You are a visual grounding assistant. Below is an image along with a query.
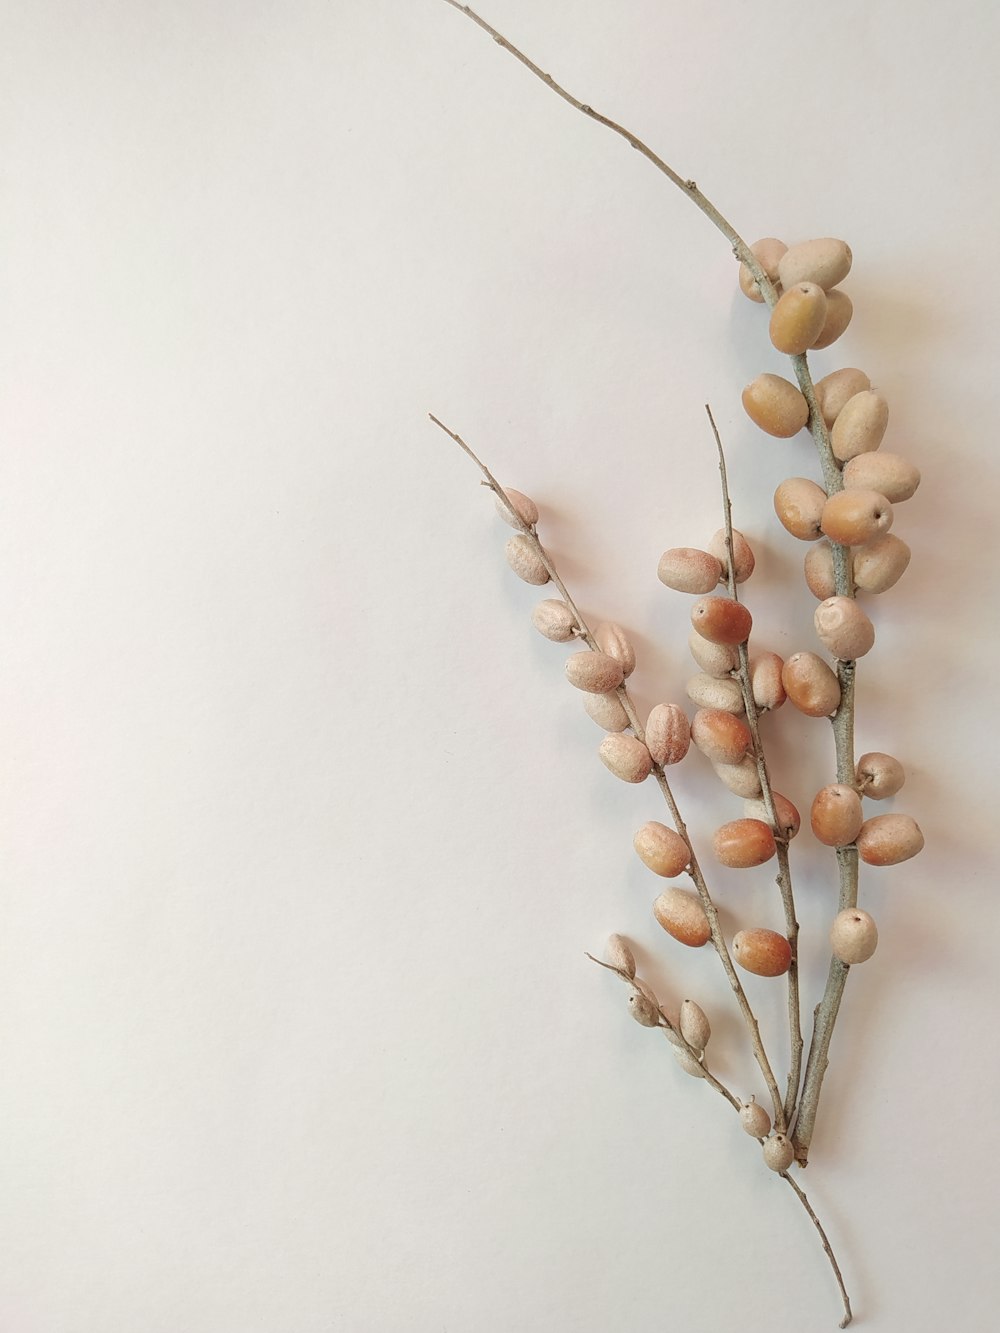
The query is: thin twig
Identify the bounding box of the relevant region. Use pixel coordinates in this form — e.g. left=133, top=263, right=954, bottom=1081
left=705, top=405, right=803, bottom=1123
left=780, top=1171, right=854, bottom=1327
left=430, top=411, right=786, bottom=1128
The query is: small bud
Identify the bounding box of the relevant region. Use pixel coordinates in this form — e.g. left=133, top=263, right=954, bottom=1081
left=645, top=703, right=691, bottom=765
left=653, top=888, right=712, bottom=948
left=814, top=596, right=876, bottom=660
left=712, top=755, right=763, bottom=798
left=565, top=651, right=625, bottom=694
left=627, top=989, right=660, bottom=1027
left=830, top=908, right=878, bottom=964
left=594, top=621, right=637, bottom=678
left=821, top=489, right=893, bottom=546
left=505, top=534, right=550, bottom=585
left=688, top=629, right=740, bottom=677
left=803, top=541, right=840, bottom=601
left=686, top=673, right=746, bottom=715
left=606, top=934, right=636, bottom=978
left=739, top=1099, right=772, bottom=1138
left=738, top=237, right=787, bottom=302
left=598, top=734, right=653, bottom=784
left=853, top=534, right=911, bottom=594
left=814, top=367, right=871, bottom=426
left=777, top=238, right=853, bottom=291
left=495, top=487, right=539, bottom=528
left=679, top=999, right=711, bottom=1052
left=830, top=390, right=889, bottom=462
left=742, top=373, right=810, bottom=438
left=658, top=547, right=723, bottom=594
left=857, top=813, right=924, bottom=866
left=713, top=818, right=776, bottom=869
left=582, top=691, right=631, bottom=732
left=707, top=527, right=756, bottom=585
left=810, top=289, right=853, bottom=349
left=762, top=1132, right=796, bottom=1172
left=744, top=792, right=801, bottom=840
left=856, top=751, right=906, bottom=800
left=781, top=651, right=842, bottom=716
left=842, top=452, right=921, bottom=503
left=733, top=929, right=792, bottom=978
left=750, top=652, right=786, bottom=711
left=810, top=784, right=864, bottom=847
left=769, top=282, right=829, bottom=355
left=691, top=596, right=753, bottom=646
left=672, top=1045, right=706, bottom=1078
left=634, top=821, right=691, bottom=878
left=774, top=477, right=828, bottom=541
left=691, top=709, right=752, bottom=765
left=531, top=599, right=578, bottom=642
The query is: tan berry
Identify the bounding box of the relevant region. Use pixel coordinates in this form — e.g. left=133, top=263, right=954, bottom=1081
left=679, top=999, right=711, bottom=1052
left=633, top=976, right=660, bottom=1009
left=742, top=373, right=810, bottom=438
left=738, top=237, right=787, bottom=302
left=594, top=621, right=637, bottom=678
left=830, top=389, right=889, bottom=462
left=686, top=673, right=746, bottom=714
left=658, top=547, right=723, bottom=594
left=856, top=752, right=906, bottom=800
left=842, top=452, right=921, bottom=503
left=505, top=534, right=550, bottom=585
left=565, top=651, right=625, bottom=694
left=645, top=703, right=691, bottom=766
left=739, top=1100, right=772, bottom=1138
left=810, top=784, right=864, bottom=846
left=688, top=630, right=739, bottom=677
left=582, top=691, right=630, bottom=732
left=691, top=709, right=752, bottom=765
left=628, top=989, right=661, bottom=1027
left=774, top=477, right=828, bottom=541
left=857, top=813, right=924, bottom=865
left=778, top=238, right=853, bottom=291
left=744, top=792, right=801, bottom=840
left=653, top=888, right=712, bottom=947
left=781, top=651, right=842, bottom=716
left=762, top=1132, right=796, bottom=1172
left=634, top=821, right=691, bottom=878
left=810, top=289, right=853, bottom=349
left=750, top=651, right=786, bottom=710
left=691, top=596, right=752, bottom=646
left=769, top=281, right=828, bottom=354
left=853, top=534, right=911, bottom=594
left=830, top=908, right=878, bottom=964
left=495, top=487, right=538, bottom=528
left=713, top=818, right=776, bottom=868
left=733, top=929, right=792, bottom=977
left=607, top=934, right=636, bottom=978
left=598, top=734, right=653, bottom=784
left=821, top=489, right=893, bottom=546
left=712, top=756, right=763, bottom=798
left=814, top=596, right=876, bottom=659
left=707, top=527, right=756, bottom=585
left=803, top=541, right=841, bottom=600
left=531, top=599, right=578, bottom=642
left=672, top=1046, right=706, bottom=1078
left=814, top=367, right=871, bottom=426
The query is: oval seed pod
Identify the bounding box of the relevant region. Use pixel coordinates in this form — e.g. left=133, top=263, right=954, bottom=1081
left=672, top=1046, right=706, bottom=1078
left=686, top=673, right=746, bottom=715
left=645, top=703, right=691, bottom=766
left=830, top=389, right=889, bottom=462
left=763, top=1133, right=796, bottom=1172
left=599, top=734, right=653, bottom=784
left=857, top=813, right=924, bottom=865
left=769, top=282, right=828, bottom=354
left=744, top=792, right=801, bottom=840
left=679, top=999, right=711, bottom=1052
left=810, top=289, right=853, bottom=349
left=843, top=452, right=921, bottom=503
left=830, top=908, right=878, bottom=965
left=815, top=367, right=871, bottom=426
left=739, top=1100, right=772, bottom=1138
left=707, top=527, right=756, bottom=585
left=691, top=709, right=752, bottom=765
left=628, top=989, right=661, bottom=1028
left=531, top=599, right=578, bottom=642
left=495, top=487, right=539, bottom=528
left=774, top=477, right=828, bottom=541
left=803, top=541, right=841, bottom=600
left=713, top=818, right=776, bottom=868
left=814, top=596, right=876, bottom=659
left=634, top=821, right=691, bottom=878
left=821, top=489, right=893, bottom=546
left=751, top=651, right=786, bottom=710
left=733, top=929, right=792, bottom=977
left=653, top=888, right=712, bottom=948
left=691, top=596, right=752, bottom=646
left=658, top=547, right=723, bottom=594
left=856, top=751, right=906, bottom=800
left=633, top=976, right=660, bottom=1008
left=810, top=784, right=864, bottom=847
left=712, top=755, right=763, bottom=798
left=853, top=533, right=911, bottom=594
left=582, top=690, right=630, bottom=732
left=778, top=238, right=853, bottom=291
left=661, top=1018, right=685, bottom=1049
left=505, top=534, right=550, bottom=585
left=781, top=651, right=842, bottom=716
left=742, top=374, right=810, bottom=438
left=594, top=621, right=637, bottom=678
left=688, top=630, right=739, bottom=678
left=607, top=933, right=636, bottom=978
left=738, top=236, right=787, bottom=302
left=565, top=651, right=625, bottom=694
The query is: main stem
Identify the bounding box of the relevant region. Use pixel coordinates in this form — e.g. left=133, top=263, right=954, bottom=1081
left=440, top=0, right=860, bottom=1165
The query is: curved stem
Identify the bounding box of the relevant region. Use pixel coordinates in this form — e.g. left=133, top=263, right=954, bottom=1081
left=780, top=1171, right=854, bottom=1327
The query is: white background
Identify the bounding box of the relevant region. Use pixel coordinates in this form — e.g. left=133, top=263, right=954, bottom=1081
left=2, top=2, right=998, bottom=1330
